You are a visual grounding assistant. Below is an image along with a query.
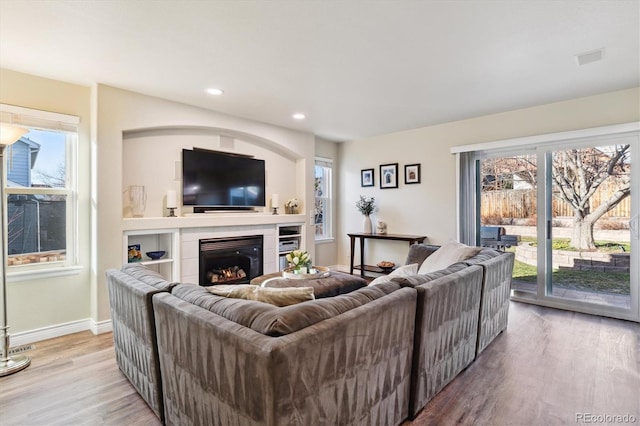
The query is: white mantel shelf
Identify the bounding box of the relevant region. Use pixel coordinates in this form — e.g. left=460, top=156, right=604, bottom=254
left=122, top=213, right=306, bottom=231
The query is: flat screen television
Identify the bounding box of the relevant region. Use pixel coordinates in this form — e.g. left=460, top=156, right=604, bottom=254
left=182, top=148, right=266, bottom=210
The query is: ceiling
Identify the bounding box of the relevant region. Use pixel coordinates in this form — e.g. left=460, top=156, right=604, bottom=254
left=0, top=1, right=638, bottom=141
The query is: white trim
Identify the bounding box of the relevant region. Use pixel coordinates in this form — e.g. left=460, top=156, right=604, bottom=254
left=7, top=265, right=83, bottom=282
left=9, top=318, right=113, bottom=347
left=90, top=319, right=113, bottom=335
left=0, top=103, right=79, bottom=125
left=450, top=122, right=640, bottom=154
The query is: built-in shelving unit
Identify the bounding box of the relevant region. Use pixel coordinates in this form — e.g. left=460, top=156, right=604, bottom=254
left=277, top=223, right=304, bottom=271
left=123, top=228, right=180, bottom=281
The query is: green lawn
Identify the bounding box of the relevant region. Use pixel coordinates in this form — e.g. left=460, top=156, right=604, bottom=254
left=512, top=259, right=630, bottom=295
left=510, top=237, right=631, bottom=295
left=519, top=236, right=630, bottom=253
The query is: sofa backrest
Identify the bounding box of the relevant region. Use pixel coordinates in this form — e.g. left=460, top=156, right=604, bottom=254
left=105, top=264, right=176, bottom=422
left=170, top=281, right=403, bottom=337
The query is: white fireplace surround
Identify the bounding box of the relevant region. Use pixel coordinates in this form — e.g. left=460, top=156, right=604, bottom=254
left=122, top=213, right=305, bottom=284
left=181, top=225, right=277, bottom=284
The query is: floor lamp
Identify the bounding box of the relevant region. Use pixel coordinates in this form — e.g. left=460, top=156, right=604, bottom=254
left=0, top=123, right=30, bottom=377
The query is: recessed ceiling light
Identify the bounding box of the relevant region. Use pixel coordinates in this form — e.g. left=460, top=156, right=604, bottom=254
left=292, top=113, right=306, bottom=120
left=206, top=88, right=224, bottom=96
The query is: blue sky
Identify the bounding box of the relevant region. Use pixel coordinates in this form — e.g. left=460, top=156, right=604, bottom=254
left=28, top=129, right=66, bottom=185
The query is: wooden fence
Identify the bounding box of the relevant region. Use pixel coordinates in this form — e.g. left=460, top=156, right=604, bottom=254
left=481, top=185, right=631, bottom=219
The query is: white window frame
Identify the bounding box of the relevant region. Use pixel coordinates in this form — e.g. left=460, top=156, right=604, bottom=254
left=1, top=104, right=80, bottom=280
left=314, top=157, right=333, bottom=241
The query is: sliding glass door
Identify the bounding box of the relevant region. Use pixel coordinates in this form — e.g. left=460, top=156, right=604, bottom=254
left=547, top=145, right=632, bottom=309
left=465, top=126, right=639, bottom=321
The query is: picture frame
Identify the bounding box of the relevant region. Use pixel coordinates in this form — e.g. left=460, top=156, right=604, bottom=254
left=379, top=163, right=398, bottom=189
left=361, top=168, right=374, bottom=187
left=404, top=163, right=421, bottom=184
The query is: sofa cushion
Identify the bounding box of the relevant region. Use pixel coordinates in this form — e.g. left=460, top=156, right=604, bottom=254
left=369, top=263, right=418, bottom=286
left=171, top=281, right=402, bottom=336
left=206, top=284, right=315, bottom=307
left=417, top=241, right=481, bottom=274
left=405, top=244, right=440, bottom=268
left=391, top=262, right=468, bottom=287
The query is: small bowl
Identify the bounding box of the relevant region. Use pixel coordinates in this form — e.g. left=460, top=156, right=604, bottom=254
left=377, top=261, right=395, bottom=272
left=146, top=251, right=166, bottom=260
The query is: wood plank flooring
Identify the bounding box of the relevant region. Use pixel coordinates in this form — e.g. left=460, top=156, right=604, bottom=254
left=1, top=301, right=638, bottom=425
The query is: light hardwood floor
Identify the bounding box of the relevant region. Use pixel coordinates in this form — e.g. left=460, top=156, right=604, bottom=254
left=1, top=301, right=638, bottom=425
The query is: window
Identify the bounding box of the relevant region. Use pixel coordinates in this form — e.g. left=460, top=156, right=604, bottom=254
left=1, top=105, right=78, bottom=272
left=314, top=158, right=333, bottom=240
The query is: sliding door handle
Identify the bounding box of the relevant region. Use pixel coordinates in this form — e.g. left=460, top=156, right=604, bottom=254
left=630, top=215, right=639, bottom=240
left=547, top=220, right=552, bottom=240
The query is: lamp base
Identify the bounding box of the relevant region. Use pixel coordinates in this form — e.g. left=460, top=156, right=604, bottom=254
left=272, top=207, right=279, bottom=215
left=0, top=354, right=31, bottom=377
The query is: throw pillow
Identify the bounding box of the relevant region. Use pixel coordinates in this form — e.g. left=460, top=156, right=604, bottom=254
left=206, top=284, right=315, bottom=307
left=369, top=263, right=419, bottom=286
left=417, top=240, right=481, bottom=274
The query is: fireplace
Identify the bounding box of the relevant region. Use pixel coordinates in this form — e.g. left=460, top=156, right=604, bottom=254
left=199, top=235, right=263, bottom=286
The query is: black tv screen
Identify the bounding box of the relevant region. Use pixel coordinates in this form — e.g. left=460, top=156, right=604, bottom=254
left=182, top=148, right=266, bottom=209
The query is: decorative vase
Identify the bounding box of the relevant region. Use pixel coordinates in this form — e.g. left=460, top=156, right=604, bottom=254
left=363, top=215, right=373, bottom=234
left=129, top=185, right=147, bottom=218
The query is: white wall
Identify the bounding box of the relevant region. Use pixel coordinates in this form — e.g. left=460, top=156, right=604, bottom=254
left=338, top=87, right=640, bottom=268
left=95, top=84, right=316, bottom=322
left=0, top=68, right=92, bottom=333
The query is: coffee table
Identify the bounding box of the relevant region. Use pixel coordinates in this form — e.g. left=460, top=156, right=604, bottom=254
left=250, top=269, right=367, bottom=299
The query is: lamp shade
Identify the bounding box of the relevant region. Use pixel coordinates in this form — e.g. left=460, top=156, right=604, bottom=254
left=0, top=123, right=28, bottom=146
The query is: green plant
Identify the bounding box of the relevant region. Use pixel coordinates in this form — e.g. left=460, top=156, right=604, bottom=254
left=285, top=249, right=311, bottom=270
left=356, top=195, right=375, bottom=216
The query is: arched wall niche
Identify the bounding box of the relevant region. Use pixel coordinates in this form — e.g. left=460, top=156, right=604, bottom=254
left=122, top=125, right=300, bottom=161
left=122, top=125, right=303, bottom=217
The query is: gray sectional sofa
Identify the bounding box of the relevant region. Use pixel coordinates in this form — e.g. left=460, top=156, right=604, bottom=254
left=105, top=243, right=514, bottom=425
left=398, top=244, right=515, bottom=416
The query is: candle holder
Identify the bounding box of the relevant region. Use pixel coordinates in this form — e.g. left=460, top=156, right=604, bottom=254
left=272, top=207, right=279, bottom=215
left=167, top=207, right=177, bottom=217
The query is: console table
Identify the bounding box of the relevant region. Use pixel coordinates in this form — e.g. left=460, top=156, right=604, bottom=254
left=348, top=233, right=427, bottom=277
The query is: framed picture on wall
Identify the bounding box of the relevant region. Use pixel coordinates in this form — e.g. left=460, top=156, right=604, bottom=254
left=379, top=163, right=398, bottom=189
left=361, top=168, right=374, bottom=187
left=404, top=164, right=421, bottom=184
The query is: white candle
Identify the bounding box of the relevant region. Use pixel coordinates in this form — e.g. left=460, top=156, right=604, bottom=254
left=167, top=190, right=177, bottom=208
left=272, top=194, right=279, bottom=208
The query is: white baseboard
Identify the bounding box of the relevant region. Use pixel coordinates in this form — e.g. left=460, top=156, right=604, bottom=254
left=9, top=318, right=113, bottom=347
left=331, top=264, right=349, bottom=273
left=90, top=319, right=113, bottom=335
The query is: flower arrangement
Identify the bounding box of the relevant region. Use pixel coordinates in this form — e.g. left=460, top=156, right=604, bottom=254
left=285, top=249, right=311, bottom=271
left=285, top=197, right=299, bottom=208
left=285, top=197, right=299, bottom=214
left=356, top=195, right=375, bottom=216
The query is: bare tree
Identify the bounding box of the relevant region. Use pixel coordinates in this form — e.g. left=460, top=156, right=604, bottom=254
left=552, top=145, right=630, bottom=250
left=480, top=146, right=630, bottom=250
left=35, top=162, right=65, bottom=188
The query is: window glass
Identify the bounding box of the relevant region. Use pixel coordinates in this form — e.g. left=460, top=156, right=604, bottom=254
left=5, top=128, right=72, bottom=267
left=314, top=160, right=332, bottom=239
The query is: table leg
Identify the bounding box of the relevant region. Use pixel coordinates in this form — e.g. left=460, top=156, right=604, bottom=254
left=359, top=237, right=365, bottom=278
left=349, top=236, right=355, bottom=275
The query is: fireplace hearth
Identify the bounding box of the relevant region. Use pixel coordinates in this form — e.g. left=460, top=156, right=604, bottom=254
left=199, top=235, right=263, bottom=286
